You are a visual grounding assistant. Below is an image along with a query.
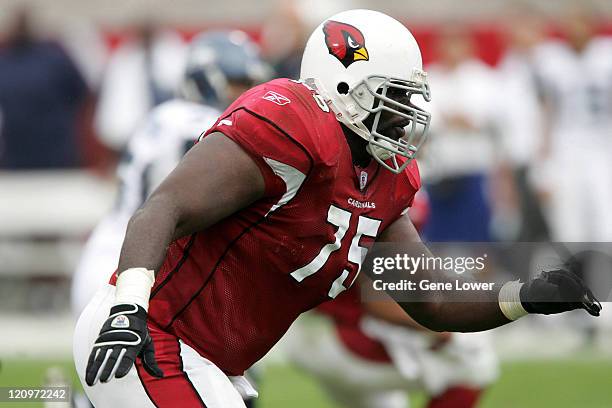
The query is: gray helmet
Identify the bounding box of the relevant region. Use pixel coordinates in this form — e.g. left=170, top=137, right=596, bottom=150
left=182, top=30, right=270, bottom=107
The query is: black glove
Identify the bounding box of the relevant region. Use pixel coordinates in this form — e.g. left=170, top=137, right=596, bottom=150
left=85, top=304, right=163, bottom=386
left=520, top=269, right=602, bottom=317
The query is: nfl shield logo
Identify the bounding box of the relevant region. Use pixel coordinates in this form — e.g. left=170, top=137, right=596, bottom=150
left=359, top=171, right=368, bottom=191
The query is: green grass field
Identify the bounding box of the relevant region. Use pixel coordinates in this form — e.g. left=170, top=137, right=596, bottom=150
left=1, top=359, right=611, bottom=407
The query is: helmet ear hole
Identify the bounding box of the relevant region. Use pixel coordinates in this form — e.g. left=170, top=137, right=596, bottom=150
left=336, top=82, right=349, bottom=95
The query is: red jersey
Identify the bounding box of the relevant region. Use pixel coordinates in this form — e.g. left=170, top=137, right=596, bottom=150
left=117, top=78, right=420, bottom=376
left=316, top=191, right=430, bottom=363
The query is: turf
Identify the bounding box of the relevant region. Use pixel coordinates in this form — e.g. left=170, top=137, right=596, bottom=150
left=0, top=359, right=79, bottom=408
left=257, top=359, right=612, bottom=408
left=0, top=359, right=611, bottom=407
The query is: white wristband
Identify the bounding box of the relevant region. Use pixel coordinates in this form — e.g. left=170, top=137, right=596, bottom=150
left=114, top=268, right=155, bottom=311
left=498, top=280, right=529, bottom=321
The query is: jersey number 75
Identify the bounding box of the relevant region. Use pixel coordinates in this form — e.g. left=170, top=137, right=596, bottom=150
left=290, top=205, right=381, bottom=298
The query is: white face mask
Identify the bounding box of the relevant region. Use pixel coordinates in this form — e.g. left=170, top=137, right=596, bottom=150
left=324, top=71, right=431, bottom=174
left=357, top=73, right=431, bottom=173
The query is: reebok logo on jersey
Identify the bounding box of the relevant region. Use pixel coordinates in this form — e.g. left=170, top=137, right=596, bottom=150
left=348, top=198, right=376, bottom=209
left=110, top=315, right=130, bottom=328
left=262, top=91, right=291, bottom=106
left=219, top=119, right=233, bottom=126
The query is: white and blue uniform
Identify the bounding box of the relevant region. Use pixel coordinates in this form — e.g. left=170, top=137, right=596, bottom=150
left=419, top=59, right=499, bottom=241
left=71, top=99, right=220, bottom=316
left=534, top=38, right=612, bottom=241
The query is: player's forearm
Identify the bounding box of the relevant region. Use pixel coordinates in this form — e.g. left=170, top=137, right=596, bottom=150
left=399, top=297, right=510, bottom=333
left=117, top=195, right=180, bottom=275
left=370, top=231, right=513, bottom=332
left=394, top=264, right=512, bottom=332
left=394, top=250, right=601, bottom=331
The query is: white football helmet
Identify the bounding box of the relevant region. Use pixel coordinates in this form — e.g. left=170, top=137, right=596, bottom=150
left=300, top=9, right=431, bottom=173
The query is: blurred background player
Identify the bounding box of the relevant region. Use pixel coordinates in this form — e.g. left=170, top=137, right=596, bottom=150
left=529, top=4, right=612, bottom=344
left=94, top=19, right=188, bottom=152
left=284, top=192, right=498, bottom=408
left=533, top=5, right=612, bottom=243
left=492, top=6, right=549, bottom=242
left=71, top=30, right=269, bottom=317
left=419, top=24, right=499, bottom=242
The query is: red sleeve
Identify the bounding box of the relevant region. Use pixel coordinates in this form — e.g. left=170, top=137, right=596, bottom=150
left=408, top=190, right=430, bottom=232
left=202, top=107, right=313, bottom=198
left=398, top=159, right=421, bottom=215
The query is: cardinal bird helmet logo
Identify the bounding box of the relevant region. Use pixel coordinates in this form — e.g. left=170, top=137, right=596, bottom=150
left=323, top=20, right=369, bottom=68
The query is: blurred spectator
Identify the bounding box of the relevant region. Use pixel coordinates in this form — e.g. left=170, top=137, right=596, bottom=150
left=534, top=6, right=612, bottom=241
left=59, top=22, right=108, bottom=91
left=420, top=25, right=499, bottom=242
left=493, top=7, right=550, bottom=241
left=94, top=20, right=186, bottom=150
left=0, top=6, right=88, bottom=169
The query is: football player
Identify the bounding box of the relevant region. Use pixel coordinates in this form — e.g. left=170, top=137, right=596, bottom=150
left=531, top=4, right=612, bottom=345
left=70, top=30, right=268, bottom=317
left=534, top=6, right=612, bottom=242
left=74, top=10, right=601, bottom=408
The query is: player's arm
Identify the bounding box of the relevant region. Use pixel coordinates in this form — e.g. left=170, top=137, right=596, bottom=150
left=117, top=132, right=265, bottom=273
left=85, top=132, right=265, bottom=386
left=369, top=215, right=601, bottom=333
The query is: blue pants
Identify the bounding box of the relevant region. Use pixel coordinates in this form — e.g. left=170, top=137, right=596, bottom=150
left=423, top=174, right=491, bottom=242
